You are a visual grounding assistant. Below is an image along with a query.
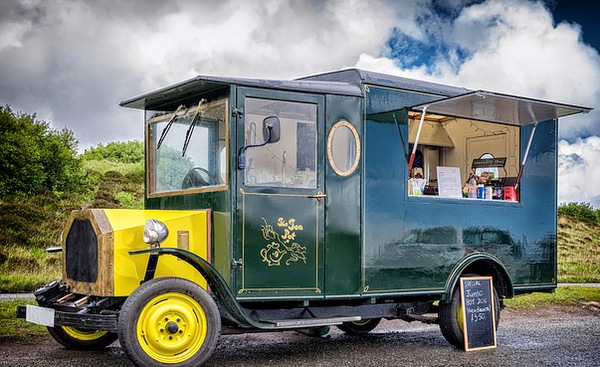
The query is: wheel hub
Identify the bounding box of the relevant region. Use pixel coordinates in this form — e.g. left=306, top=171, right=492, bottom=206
left=166, top=321, right=179, bottom=334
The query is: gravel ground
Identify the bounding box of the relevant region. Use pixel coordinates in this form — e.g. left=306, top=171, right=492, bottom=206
left=1, top=306, right=598, bottom=367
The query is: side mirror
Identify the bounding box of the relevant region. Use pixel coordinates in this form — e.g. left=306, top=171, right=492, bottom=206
left=263, top=116, right=280, bottom=143
left=239, top=116, right=281, bottom=170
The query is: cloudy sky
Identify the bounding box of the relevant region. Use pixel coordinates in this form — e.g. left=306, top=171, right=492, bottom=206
left=1, top=0, right=599, bottom=205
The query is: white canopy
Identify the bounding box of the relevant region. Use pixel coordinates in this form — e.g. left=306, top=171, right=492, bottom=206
left=411, top=90, right=591, bottom=125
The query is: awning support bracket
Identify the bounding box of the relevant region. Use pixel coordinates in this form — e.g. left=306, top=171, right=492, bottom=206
left=514, top=122, right=537, bottom=190
left=408, top=105, right=427, bottom=176
left=515, top=104, right=541, bottom=190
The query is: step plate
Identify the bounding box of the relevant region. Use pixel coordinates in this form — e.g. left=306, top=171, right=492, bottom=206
left=267, top=316, right=361, bottom=329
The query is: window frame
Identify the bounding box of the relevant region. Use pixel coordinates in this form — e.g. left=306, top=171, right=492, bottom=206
left=327, top=120, right=361, bottom=177
left=145, top=97, right=229, bottom=198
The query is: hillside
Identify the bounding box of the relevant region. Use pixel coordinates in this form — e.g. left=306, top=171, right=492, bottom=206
left=0, top=157, right=144, bottom=292
left=558, top=214, right=600, bottom=282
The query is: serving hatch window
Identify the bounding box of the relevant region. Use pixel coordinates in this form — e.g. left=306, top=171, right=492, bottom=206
left=407, top=113, right=520, bottom=201
left=146, top=97, right=228, bottom=196
left=406, top=90, right=590, bottom=202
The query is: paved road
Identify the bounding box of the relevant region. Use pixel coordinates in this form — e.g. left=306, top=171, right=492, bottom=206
left=1, top=307, right=598, bottom=367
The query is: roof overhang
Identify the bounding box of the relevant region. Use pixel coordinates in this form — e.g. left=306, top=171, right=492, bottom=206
left=411, top=90, right=592, bottom=125
left=120, top=75, right=362, bottom=110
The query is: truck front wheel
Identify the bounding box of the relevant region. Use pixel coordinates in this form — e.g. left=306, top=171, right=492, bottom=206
left=118, top=277, right=221, bottom=367
left=47, top=326, right=117, bottom=350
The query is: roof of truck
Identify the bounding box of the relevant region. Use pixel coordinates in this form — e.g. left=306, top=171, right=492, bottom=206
left=298, top=68, right=469, bottom=96
left=120, top=68, right=467, bottom=110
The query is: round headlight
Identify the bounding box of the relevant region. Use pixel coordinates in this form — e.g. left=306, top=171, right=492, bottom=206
left=143, top=219, right=168, bottom=246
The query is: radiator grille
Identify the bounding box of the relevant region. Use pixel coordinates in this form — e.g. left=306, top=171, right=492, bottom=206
left=65, top=219, right=98, bottom=282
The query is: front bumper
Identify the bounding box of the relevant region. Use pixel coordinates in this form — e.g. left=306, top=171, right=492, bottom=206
left=16, top=281, right=121, bottom=332
left=16, top=305, right=118, bottom=331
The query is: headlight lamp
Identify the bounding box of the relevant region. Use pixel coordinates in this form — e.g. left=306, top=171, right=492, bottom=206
left=143, top=219, right=169, bottom=247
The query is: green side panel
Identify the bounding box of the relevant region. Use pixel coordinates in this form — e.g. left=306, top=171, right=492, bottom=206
left=364, top=86, right=444, bottom=292
left=363, top=86, right=558, bottom=294
left=239, top=191, right=323, bottom=295
left=324, top=94, right=363, bottom=296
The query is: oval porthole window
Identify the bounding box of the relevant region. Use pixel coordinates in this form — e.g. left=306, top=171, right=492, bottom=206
left=327, top=120, right=360, bottom=176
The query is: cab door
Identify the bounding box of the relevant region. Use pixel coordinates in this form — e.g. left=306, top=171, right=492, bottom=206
left=235, top=87, right=325, bottom=299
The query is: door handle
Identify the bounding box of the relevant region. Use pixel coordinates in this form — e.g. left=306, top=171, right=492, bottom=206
left=307, top=192, right=326, bottom=202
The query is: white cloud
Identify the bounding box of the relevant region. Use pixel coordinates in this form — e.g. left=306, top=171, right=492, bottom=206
left=558, top=137, right=600, bottom=207
left=357, top=0, right=600, bottom=139
left=0, top=20, right=31, bottom=51
left=356, top=0, right=600, bottom=205
left=0, top=0, right=397, bottom=149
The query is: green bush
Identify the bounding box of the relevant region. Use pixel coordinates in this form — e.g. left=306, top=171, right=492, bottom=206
left=82, top=141, right=144, bottom=164
left=0, top=105, right=88, bottom=196
left=558, top=202, right=599, bottom=224
left=115, top=191, right=144, bottom=209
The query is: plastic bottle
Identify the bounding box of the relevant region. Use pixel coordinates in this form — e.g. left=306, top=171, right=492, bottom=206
left=468, top=175, right=477, bottom=198
left=477, top=184, right=485, bottom=199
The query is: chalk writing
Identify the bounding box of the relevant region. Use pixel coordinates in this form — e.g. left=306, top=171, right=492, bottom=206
left=460, top=276, right=497, bottom=351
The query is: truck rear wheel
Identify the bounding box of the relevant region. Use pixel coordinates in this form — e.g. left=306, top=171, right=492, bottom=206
left=118, top=277, right=221, bottom=367
left=337, top=318, right=381, bottom=335
left=438, top=277, right=501, bottom=348
left=47, top=326, right=117, bottom=350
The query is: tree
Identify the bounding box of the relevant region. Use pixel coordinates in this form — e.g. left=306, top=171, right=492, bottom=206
left=0, top=105, right=86, bottom=195
left=82, top=140, right=144, bottom=163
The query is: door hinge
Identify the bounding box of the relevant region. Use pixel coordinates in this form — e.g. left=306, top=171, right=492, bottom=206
left=231, top=258, right=243, bottom=270
left=232, top=108, right=244, bottom=117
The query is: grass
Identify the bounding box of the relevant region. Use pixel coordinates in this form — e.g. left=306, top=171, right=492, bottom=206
left=0, top=246, right=62, bottom=293
left=504, top=286, right=600, bottom=309
left=0, top=300, right=47, bottom=340
left=0, top=272, right=61, bottom=294
left=557, top=215, right=600, bottom=283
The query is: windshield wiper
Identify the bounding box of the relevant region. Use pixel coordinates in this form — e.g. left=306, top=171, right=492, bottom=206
left=182, top=99, right=207, bottom=157
left=157, top=105, right=187, bottom=149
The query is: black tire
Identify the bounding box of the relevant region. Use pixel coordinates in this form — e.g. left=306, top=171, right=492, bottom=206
left=47, top=325, right=117, bottom=350
left=337, top=318, right=381, bottom=335
left=438, top=277, right=501, bottom=348
left=118, top=277, right=220, bottom=367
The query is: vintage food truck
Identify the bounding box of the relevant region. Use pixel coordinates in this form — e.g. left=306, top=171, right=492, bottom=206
left=19, top=69, right=590, bottom=366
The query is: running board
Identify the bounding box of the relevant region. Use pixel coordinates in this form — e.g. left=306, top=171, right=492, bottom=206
left=265, top=316, right=361, bottom=329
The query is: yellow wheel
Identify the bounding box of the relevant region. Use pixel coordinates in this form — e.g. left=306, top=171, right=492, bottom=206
left=47, top=325, right=117, bottom=350
left=118, top=277, right=220, bottom=367
left=63, top=327, right=110, bottom=340
left=137, top=292, right=208, bottom=363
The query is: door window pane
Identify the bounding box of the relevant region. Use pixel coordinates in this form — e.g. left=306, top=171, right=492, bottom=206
left=244, top=98, right=317, bottom=189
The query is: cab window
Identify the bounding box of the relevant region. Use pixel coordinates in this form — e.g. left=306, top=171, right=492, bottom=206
left=146, top=97, right=228, bottom=196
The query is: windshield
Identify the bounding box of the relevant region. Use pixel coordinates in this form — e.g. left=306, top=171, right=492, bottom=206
left=146, top=97, right=228, bottom=196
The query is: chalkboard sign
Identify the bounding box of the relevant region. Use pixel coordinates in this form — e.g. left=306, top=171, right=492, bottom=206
left=460, top=276, right=497, bottom=351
